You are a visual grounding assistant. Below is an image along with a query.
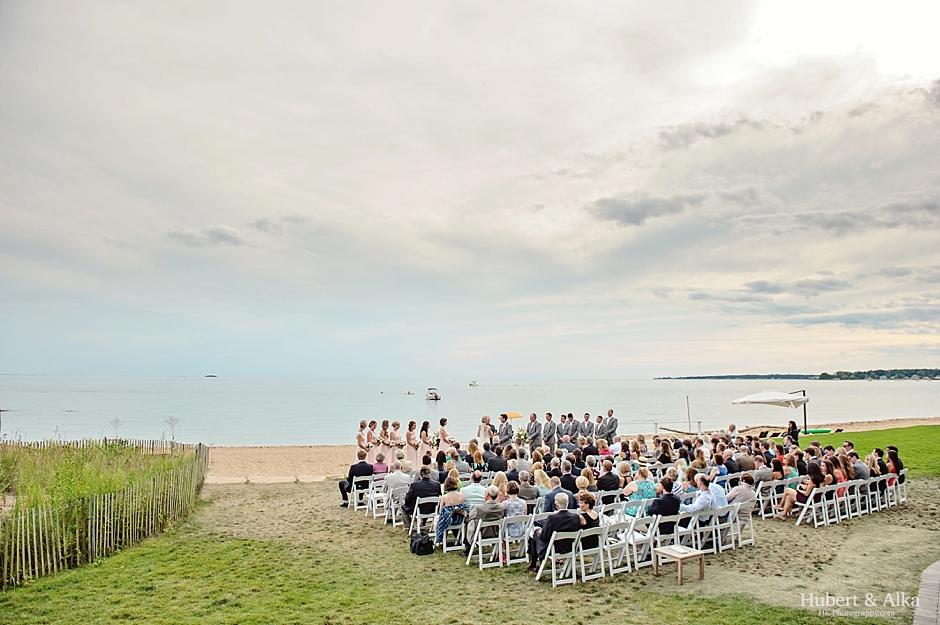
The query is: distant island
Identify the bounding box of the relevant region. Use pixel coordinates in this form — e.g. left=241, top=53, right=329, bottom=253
left=658, top=369, right=940, bottom=381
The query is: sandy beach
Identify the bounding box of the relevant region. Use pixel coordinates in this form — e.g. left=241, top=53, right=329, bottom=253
left=205, top=416, right=939, bottom=483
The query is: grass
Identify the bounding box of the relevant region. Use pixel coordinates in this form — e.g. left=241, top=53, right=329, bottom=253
left=0, top=440, right=196, bottom=512
left=775, top=425, right=940, bottom=477
left=0, top=528, right=891, bottom=625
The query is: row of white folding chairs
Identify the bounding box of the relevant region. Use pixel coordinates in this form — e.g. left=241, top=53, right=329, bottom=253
left=790, top=470, right=908, bottom=527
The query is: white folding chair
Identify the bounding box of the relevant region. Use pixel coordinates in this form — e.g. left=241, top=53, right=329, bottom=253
left=621, top=499, right=647, bottom=519
left=897, top=469, right=908, bottom=504
left=408, top=496, right=440, bottom=535
left=694, top=510, right=718, bottom=554
left=351, top=475, right=373, bottom=512
left=576, top=526, right=607, bottom=582
left=883, top=474, right=899, bottom=508
left=714, top=504, right=738, bottom=552
left=368, top=475, right=387, bottom=518
left=466, top=518, right=504, bottom=569
left=598, top=489, right=622, bottom=506
left=536, top=530, right=580, bottom=587
left=603, top=519, right=634, bottom=576
left=756, top=480, right=778, bottom=519
left=438, top=508, right=467, bottom=553
left=502, top=515, right=530, bottom=566
left=385, top=485, right=409, bottom=528
left=735, top=501, right=756, bottom=547
left=629, top=515, right=659, bottom=569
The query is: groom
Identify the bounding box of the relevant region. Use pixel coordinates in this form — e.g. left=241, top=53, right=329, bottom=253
left=498, top=414, right=514, bottom=447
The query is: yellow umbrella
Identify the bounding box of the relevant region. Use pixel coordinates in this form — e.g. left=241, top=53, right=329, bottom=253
left=505, top=412, right=524, bottom=419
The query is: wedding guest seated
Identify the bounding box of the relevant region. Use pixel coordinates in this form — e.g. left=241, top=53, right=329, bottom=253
left=559, top=461, right=577, bottom=493
left=482, top=442, right=496, bottom=462
left=546, top=458, right=562, bottom=479
left=454, top=448, right=471, bottom=474
left=488, top=449, right=508, bottom=472
left=339, top=450, right=374, bottom=508
left=680, top=474, right=716, bottom=514
left=401, top=466, right=441, bottom=524
left=622, top=466, right=656, bottom=515
left=503, top=481, right=527, bottom=537
left=580, top=467, right=597, bottom=492
left=395, top=449, right=412, bottom=473
left=542, top=476, right=577, bottom=512
left=492, top=471, right=510, bottom=502
left=383, top=460, right=412, bottom=492
left=505, top=459, right=520, bottom=484
left=664, top=467, right=684, bottom=496
left=575, top=475, right=589, bottom=493
left=558, top=435, right=576, bottom=452
left=464, top=486, right=505, bottom=554
left=734, top=447, right=755, bottom=472
left=647, top=477, right=680, bottom=534
left=517, top=471, right=539, bottom=501
left=461, top=471, right=487, bottom=507
left=527, top=492, right=581, bottom=572
left=848, top=451, right=869, bottom=480
left=596, top=459, right=619, bottom=493
left=532, top=469, right=561, bottom=497
left=750, top=455, right=772, bottom=484
left=577, top=492, right=601, bottom=547
left=373, top=452, right=389, bottom=475
left=726, top=473, right=757, bottom=522
left=583, top=437, right=599, bottom=458
left=616, top=461, right=632, bottom=489
left=436, top=476, right=470, bottom=544
left=775, top=462, right=824, bottom=519
left=517, top=448, right=532, bottom=473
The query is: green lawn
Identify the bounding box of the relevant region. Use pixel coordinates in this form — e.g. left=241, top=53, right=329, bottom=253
left=0, top=530, right=890, bottom=625
left=777, top=425, right=940, bottom=477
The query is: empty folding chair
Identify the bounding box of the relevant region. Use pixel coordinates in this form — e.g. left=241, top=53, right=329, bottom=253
left=897, top=469, right=908, bottom=504
left=603, top=519, right=634, bottom=576
left=385, top=485, right=409, bottom=528
left=502, top=515, right=530, bottom=566
left=466, top=518, right=504, bottom=570
left=536, top=530, right=580, bottom=587
left=735, top=501, right=757, bottom=547
left=694, top=511, right=718, bottom=554
left=714, top=504, right=738, bottom=553
left=598, top=489, right=623, bottom=506
left=756, top=481, right=778, bottom=520
left=368, top=475, right=388, bottom=519
left=576, top=526, right=607, bottom=582
left=629, top=515, right=659, bottom=569
left=675, top=512, right=698, bottom=549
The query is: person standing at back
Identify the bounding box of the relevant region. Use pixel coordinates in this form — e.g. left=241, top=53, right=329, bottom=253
left=527, top=413, right=542, bottom=452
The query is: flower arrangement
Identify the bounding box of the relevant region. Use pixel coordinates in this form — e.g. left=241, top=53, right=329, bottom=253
left=430, top=433, right=441, bottom=448
left=514, top=430, right=529, bottom=444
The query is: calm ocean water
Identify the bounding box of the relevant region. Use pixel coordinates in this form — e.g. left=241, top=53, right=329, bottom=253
left=1, top=376, right=938, bottom=446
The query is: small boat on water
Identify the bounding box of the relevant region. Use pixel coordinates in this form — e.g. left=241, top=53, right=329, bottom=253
left=469, top=381, right=479, bottom=387
left=426, top=387, right=441, bottom=401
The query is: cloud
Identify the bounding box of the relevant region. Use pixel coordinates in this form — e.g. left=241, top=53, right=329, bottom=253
left=587, top=192, right=708, bottom=226
left=248, top=215, right=308, bottom=234
left=875, top=266, right=912, bottom=278
left=167, top=225, right=246, bottom=247
left=742, top=278, right=851, bottom=298
left=657, top=116, right=762, bottom=150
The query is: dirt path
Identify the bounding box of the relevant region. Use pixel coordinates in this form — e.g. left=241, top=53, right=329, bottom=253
left=191, top=477, right=940, bottom=622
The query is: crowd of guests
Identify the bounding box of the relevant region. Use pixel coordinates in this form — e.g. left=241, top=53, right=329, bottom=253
left=340, top=415, right=906, bottom=571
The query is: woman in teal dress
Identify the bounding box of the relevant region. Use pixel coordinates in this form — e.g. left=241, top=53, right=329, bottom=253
left=622, top=466, right=657, bottom=515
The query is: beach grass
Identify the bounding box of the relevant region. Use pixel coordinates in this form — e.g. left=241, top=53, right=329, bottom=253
left=777, top=425, right=940, bottom=477
left=0, top=440, right=195, bottom=512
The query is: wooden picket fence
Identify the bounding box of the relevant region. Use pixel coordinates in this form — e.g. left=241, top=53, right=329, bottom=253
left=0, top=440, right=209, bottom=589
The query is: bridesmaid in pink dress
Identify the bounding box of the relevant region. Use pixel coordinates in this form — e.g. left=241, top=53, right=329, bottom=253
left=405, top=420, right=419, bottom=469
left=437, top=417, right=454, bottom=456
left=378, top=420, right=391, bottom=464
left=418, top=420, right=433, bottom=464
left=389, top=421, right=403, bottom=464
left=355, top=420, right=369, bottom=461
left=366, top=420, right=378, bottom=464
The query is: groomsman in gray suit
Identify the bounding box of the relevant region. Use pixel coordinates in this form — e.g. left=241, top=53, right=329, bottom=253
left=605, top=409, right=619, bottom=440
left=579, top=413, right=594, bottom=439
left=526, top=413, right=542, bottom=452
left=498, top=413, right=514, bottom=447
left=594, top=415, right=605, bottom=442
left=558, top=414, right=570, bottom=440
left=542, top=413, right=557, bottom=452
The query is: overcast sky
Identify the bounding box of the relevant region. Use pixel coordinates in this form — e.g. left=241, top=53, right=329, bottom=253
left=2, top=1, right=939, bottom=378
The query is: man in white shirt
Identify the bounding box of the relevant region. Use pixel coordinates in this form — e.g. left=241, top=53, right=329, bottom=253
left=461, top=471, right=487, bottom=508
left=680, top=474, right=716, bottom=514
left=609, top=436, right=622, bottom=456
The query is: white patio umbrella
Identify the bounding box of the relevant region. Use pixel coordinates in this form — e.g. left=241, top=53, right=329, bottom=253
left=732, top=389, right=809, bottom=434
